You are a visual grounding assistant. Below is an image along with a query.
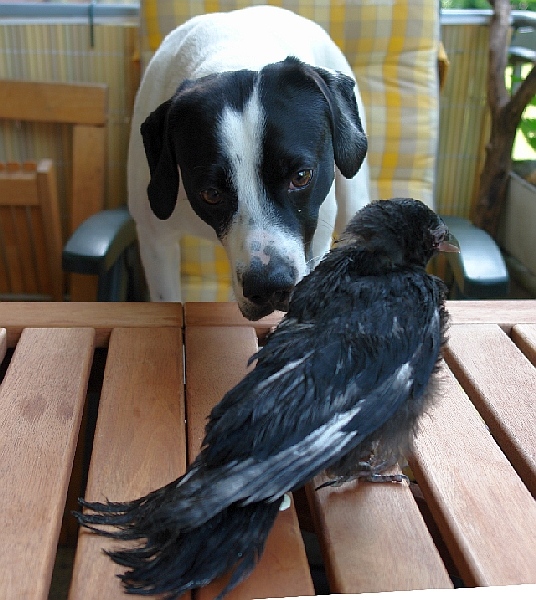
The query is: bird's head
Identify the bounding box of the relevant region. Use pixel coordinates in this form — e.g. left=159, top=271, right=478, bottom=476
left=339, top=198, right=459, bottom=269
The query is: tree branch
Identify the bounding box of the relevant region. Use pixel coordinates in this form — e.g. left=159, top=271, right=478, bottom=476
left=508, top=63, right=536, bottom=122
left=473, top=0, right=536, bottom=236
left=487, top=0, right=511, bottom=114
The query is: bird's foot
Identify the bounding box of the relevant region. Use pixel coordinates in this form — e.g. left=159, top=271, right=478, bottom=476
left=360, top=472, right=409, bottom=484
left=316, top=461, right=408, bottom=490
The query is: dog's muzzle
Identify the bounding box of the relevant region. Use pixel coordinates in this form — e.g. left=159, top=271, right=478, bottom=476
left=240, top=260, right=297, bottom=320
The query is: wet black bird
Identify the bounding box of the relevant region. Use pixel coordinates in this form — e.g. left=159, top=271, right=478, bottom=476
left=77, top=198, right=458, bottom=600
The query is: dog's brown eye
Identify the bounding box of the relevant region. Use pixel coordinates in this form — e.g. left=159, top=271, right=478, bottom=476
left=200, top=188, right=222, bottom=205
left=290, top=169, right=313, bottom=190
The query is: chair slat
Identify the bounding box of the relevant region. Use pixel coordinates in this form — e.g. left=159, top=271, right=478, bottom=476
left=12, top=206, right=38, bottom=294
left=69, top=326, right=186, bottom=600
left=36, top=160, right=63, bottom=301
left=0, top=81, right=107, bottom=126
left=69, top=124, right=107, bottom=302
left=0, top=221, right=10, bottom=293
left=29, top=205, right=53, bottom=295
left=0, top=327, right=94, bottom=600
left=0, top=175, right=40, bottom=205
left=410, top=362, right=536, bottom=587
left=445, top=324, right=536, bottom=495
left=0, top=206, right=24, bottom=293
left=0, top=160, right=63, bottom=300
left=185, top=325, right=315, bottom=600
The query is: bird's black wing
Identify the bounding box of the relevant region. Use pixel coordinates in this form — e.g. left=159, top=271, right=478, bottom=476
left=198, top=268, right=445, bottom=504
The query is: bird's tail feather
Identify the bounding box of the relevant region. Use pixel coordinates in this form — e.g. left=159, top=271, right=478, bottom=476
left=75, top=492, right=281, bottom=600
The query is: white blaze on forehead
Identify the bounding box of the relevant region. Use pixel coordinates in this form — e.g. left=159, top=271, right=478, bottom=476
left=218, top=82, right=308, bottom=307
left=219, top=85, right=267, bottom=225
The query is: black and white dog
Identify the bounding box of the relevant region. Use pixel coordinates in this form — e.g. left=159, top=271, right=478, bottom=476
left=129, top=5, right=370, bottom=320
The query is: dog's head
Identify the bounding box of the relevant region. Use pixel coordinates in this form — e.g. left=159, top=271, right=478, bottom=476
left=141, top=57, right=367, bottom=320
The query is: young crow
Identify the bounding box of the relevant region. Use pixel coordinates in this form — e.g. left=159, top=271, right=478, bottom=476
left=77, top=198, right=458, bottom=599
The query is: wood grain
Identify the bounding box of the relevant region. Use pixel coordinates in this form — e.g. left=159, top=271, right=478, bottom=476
left=0, top=160, right=63, bottom=300
left=0, top=328, right=94, bottom=599
left=446, top=300, right=536, bottom=331
left=444, top=324, right=536, bottom=495
left=69, top=326, right=186, bottom=600
left=71, top=125, right=106, bottom=233
left=264, top=584, right=536, bottom=599
left=410, top=362, right=536, bottom=587
left=69, top=122, right=106, bottom=302
left=184, top=325, right=257, bottom=460
left=184, top=302, right=284, bottom=339
left=0, top=174, right=39, bottom=205
left=307, top=473, right=451, bottom=593
left=0, top=328, right=5, bottom=363
left=185, top=300, right=536, bottom=337
left=511, top=323, right=536, bottom=367
left=0, top=81, right=107, bottom=125
left=184, top=325, right=315, bottom=600
left=0, top=302, right=182, bottom=347
left=37, top=160, right=63, bottom=301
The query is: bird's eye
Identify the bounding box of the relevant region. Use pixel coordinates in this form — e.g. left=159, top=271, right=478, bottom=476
left=200, top=188, right=222, bottom=205
left=289, top=169, right=313, bottom=190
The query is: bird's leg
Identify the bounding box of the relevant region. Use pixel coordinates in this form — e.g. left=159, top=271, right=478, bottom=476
left=316, top=460, right=408, bottom=490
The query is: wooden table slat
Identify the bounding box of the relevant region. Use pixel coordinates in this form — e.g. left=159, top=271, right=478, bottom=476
left=1, top=302, right=535, bottom=599
left=185, top=325, right=315, bottom=600
left=69, top=326, right=186, bottom=600
left=410, top=363, right=536, bottom=587
left=0, top=302, right=183, bottom=347
left=0, top=327, right=94, bottom=599
left=511, top=323, right=536, bottom=368
left=0, top=328, right=6, bottom=363
left=306, top=474, right=452, bottom=593
left=264, top=584, right=536, bottom=599
left=185, top=302, right=283, bottom=339
left=445, top=323, right=536, bottom=495
left=446, top=300, right=536, bottom=331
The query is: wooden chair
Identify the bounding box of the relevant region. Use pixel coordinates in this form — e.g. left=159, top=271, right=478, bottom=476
left=0, top=160, right=63, bottom=301
left=0, top=80, right=108, bottom=300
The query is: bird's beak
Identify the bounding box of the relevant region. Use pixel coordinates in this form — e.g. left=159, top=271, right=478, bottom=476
left=438, top=232, right=460, bottom=253
left=433, top=223, right=460, bottom=253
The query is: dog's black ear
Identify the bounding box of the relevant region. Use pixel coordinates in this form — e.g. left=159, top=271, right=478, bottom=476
left=140, top=99, right=179, bottom=220
left=309, top=65, right=368, bottom=179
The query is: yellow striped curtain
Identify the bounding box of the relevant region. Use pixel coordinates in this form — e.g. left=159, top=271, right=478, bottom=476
left=436, top=21, right=490, bottom=219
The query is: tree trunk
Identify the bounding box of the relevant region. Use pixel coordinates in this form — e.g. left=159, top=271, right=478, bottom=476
left=473, top=0, right=536, bottom=238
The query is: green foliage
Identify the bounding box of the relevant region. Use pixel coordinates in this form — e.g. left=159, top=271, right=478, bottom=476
left=509, top=69, right=536, bottom=155
left=441, top=0, right=491, bottom=8
left=519, top=118, right=536, bottom=150
left=441, top=0, right=536, bottom=9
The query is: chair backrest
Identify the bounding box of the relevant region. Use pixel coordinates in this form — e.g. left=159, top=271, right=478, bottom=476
left=0, top=80, right=108, bottom=300
left=0, top=160, right=63, bottom=301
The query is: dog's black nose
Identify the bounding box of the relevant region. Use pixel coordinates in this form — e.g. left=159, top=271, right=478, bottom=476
left=242, top=266, right=295, bottom=310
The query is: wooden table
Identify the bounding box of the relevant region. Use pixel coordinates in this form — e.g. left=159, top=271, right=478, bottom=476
left=1, top=301, right=536, bottom=599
